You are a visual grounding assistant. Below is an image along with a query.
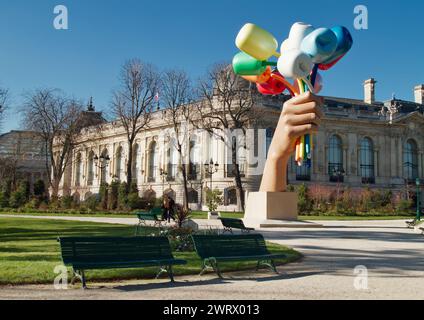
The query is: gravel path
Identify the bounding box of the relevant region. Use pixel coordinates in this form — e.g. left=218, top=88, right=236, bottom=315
left=0, top=216, right=423, bottom=300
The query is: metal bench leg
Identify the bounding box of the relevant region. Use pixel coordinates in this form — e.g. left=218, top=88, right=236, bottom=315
left=270, top=260, right=278, bottom=274
left=256, top=260, right=279, bottom=275
left=200, top=259, right=214, bottom=276
left=223, top=227, right=232, bottom=234
left=156, top=266, right=167, bottom=280
left=81, top=271, right=87, bottom=289
left=72, top=269, right=87, bottom=289
left=135, top=222, right=142, bottom=236
left=156, top=266, right=175, bottom=283
left=168, top=265, right=175, bottom=283
left=255, top=260, right=261, bottom=271
left=210, top=259, right=223, bottom=279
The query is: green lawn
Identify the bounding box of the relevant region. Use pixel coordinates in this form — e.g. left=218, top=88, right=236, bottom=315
left=298, top=215, right=414, bottom=221
left=0, top=211, right=413, bottom=221
left=0, top=217, right=300, bottom=286
left=0, top=210, right=245, bottom=220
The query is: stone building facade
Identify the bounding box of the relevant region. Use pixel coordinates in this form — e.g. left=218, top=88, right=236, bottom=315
left=56, top=80, right=424, bottom=211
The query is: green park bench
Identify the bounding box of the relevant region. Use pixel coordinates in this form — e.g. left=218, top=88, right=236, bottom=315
left=219, top=217, right=255, bottom=234
left=191, top=234, right=286, bottom=278
left=58, top=236, right=187, bottom=289
left=135, top=207, right=164, bottom=235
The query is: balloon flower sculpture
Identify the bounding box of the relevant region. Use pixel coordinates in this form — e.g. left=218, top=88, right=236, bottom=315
left=233, top=22, right=353, bottom=167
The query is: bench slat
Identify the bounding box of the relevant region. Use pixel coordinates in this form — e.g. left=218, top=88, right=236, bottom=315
left=59, top=237, right=178, bottom=266
left=192, top=234, right=275, bottom=260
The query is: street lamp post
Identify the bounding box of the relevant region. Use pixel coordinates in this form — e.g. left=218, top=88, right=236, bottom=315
left=204, top=159, right=219, bottom=190
left=416, top=178, right=421, bottom=221
left=94, top=154, right=111, bottom=184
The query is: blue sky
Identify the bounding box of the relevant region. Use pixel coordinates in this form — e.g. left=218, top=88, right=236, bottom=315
left=0, top=0, right=423, bottom=132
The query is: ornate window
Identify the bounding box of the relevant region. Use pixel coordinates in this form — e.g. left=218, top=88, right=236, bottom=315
left=296, top=162, right=311, bottom=181
left=167, top=139, right=178, bottom=181
left=148, top=141, right=157, bottom=182
left=224, top=187, right=238, bottom=206
left=132, top=144, right=139, bottom=184
left=328, top=135, right=344, bottom=182
left=115, top=146, right=124, bottom=181
left=87, top=151, right=94, bottom=186
left=360, top=138, right=375, bottom=184
left=100, top=149, right=109, bottom=184
left=187, top=189, right=199, bottom=204
left=75, top=153, right=82, bottom=187
left=403, top=139, right=418, bottom=182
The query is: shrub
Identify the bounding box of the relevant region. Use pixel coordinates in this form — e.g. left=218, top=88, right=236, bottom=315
left=206, top=189, right=223, bottom=212
left=130, top=182, right=139, bottom=194
left=173, top=204, right=192, bottom=228
left=9, top=190, right=26, bottom=208
left=127, top=192, right=144, bottom=210
left=298, top=184, right=313, bottom=214
left=24, top=197, right=41, bottom=210
left=118, top=182, right=128, bottom=209
left=0, top=191, right=9, bottom=208
left=0, top=179, right=12, bottom=198
left=17, top=180, right=31, bottom=202
left=84, top=195, right=100, bottom=212
left=99, top=183, right=109, bottom=210
left=159, top=227, right=194, bottom=252
left=61, top=195, right=74, bottom=209
left=106, top=181, right=119, bottom=210
left=396, top=199, right=414, bottom=214
left=33, top=180, right=46, bottom=197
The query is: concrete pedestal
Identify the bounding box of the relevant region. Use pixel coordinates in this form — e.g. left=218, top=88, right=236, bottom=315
left=244, top=192, right=323, bottom=228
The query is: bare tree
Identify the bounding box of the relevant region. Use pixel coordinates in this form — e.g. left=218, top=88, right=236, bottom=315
left=112, top=59, right=160, bottom=192
left=195, top=63, right=257, bottom=211
left=21, top=89, right=83, bottom=200
left=162, top=69, right=193, bottom=210
left=0, top=87, right=9, bottom=131
left=0, top=157, right=19, bottom=191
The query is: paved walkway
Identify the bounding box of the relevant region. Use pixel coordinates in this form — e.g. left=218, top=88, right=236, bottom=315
left=0, top=215, right=423, bottom=300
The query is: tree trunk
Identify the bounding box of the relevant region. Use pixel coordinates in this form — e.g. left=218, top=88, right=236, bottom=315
left=232, top=148, right=245, bottom=212
left=50, top=178, right=60, bottom=202
left=126, top=140, right=133, bottom=194
left=179, top=157, right=189, bottom=211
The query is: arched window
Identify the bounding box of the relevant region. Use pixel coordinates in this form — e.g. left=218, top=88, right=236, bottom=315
left=115, top=146, right=124, bottom=181
left=187, top=189, right=199, bottom=204
left=148, top=141, right=158, bottom=182
left=296, top=162, right=311, bottom=181
left=87, top=151, right=94, bottom=186
left=404, top=139, right=418, bottom=181
left=75, top=153, right=82, bottom=187
left=224, top=187, right=238, bottom=206
left=208, top=132, right=214, bottom=164
left=100, top=149, right=109, bottom=184
left=167, top=139, right=178, bottom=181
left=188, top=137, right=199, bottom=181
left=143, top=189, right=156, bottom=202
left=132, top=144, right=139, bottom=184
left=328, top=135, right=344, bottom=182
left=360, top=137, right=375, bottom=184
